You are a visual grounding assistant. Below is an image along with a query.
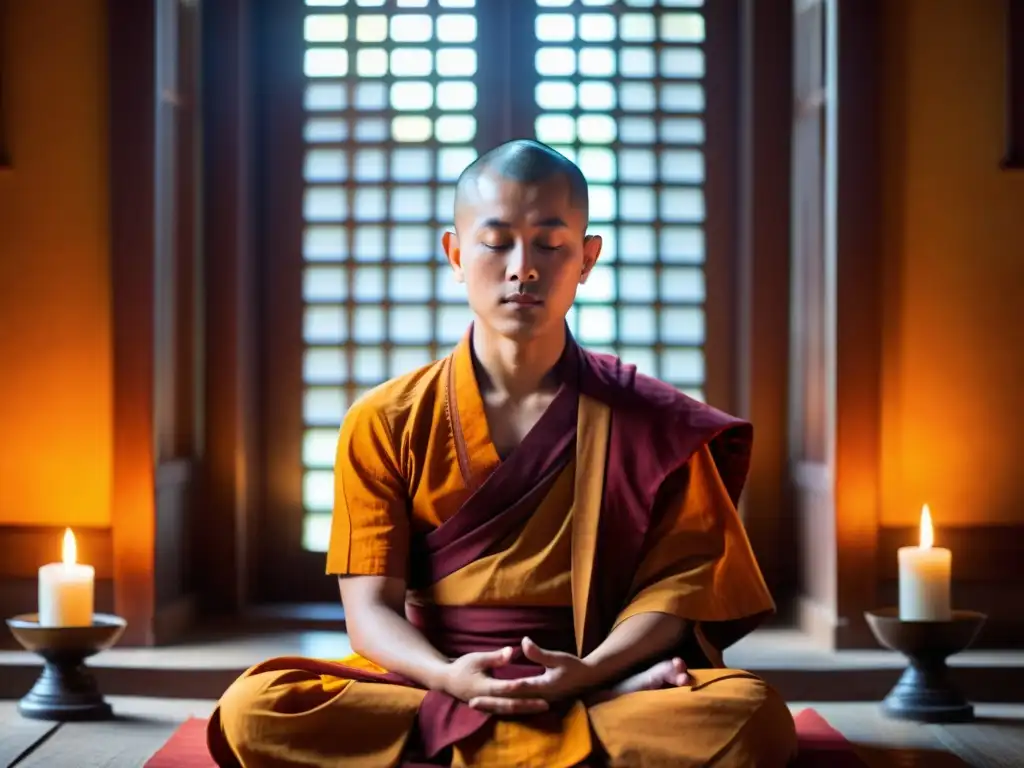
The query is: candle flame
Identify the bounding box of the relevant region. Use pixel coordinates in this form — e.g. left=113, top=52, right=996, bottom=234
left=62, top=528, right=77, bottom=566
left=919, top=504, right=934, bottom=549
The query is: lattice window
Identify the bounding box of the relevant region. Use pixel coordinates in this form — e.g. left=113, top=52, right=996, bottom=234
left=301, top=0, right=479, bottom=550
left=298, top=0, right=711, bottom=552
left=534, top=0, right=707, bottom=401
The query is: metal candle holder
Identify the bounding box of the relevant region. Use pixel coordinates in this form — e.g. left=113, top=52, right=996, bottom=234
left=6, top=613, right=127, bottom=721
left=864, top=607, right=987, bottom=723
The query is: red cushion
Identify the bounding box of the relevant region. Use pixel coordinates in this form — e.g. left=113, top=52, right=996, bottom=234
left=145, top=708, right=866, bottom=767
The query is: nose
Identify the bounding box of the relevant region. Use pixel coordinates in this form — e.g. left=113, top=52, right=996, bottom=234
left=506, top=243, right=539, bottom=283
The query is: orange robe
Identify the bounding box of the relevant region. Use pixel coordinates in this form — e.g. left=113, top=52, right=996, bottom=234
left=208, top=332, right=798, bottom=767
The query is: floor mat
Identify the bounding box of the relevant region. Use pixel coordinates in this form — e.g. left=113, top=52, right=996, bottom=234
left=145, top=708, right=867, bottom=766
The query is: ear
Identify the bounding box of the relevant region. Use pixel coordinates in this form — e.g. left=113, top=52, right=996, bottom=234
left=442, top=230, right=465, bottom=283
left=579, top=234, right=602, bottom=284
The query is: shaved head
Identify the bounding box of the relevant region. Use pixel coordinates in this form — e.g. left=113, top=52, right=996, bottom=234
left=442, top=139, right=602, bottom=342
left=454, top=139, right=590, bottom=228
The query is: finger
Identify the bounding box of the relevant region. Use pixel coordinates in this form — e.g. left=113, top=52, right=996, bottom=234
left=488, top=673, right=550, bottom=697
left=669, top=657, right=691, bottom=687
left=471, top=646, right=514, bottom=670
left=468, top=696, right=549, bottom=715
left=521, top=637, right=560, bottom=666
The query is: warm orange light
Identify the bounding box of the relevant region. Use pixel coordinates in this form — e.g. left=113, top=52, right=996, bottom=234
left=62, top=528, right=77, bottom=566
left=919, top=504, right=934, bottom=549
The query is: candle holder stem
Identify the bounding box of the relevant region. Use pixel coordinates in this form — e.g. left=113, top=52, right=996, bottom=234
left=865, top=608, right=986, bottom=724
left=881, top=653, right=973, bottom=723
left=6, top=613, right=126, bottom=722
left=18, top=653, right=112, bottom=721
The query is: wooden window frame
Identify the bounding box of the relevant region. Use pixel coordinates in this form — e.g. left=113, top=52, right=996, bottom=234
left=0, top=0, right=11, bottom=169
left=250, top=0, right=742, bottom=604
left=193, top=1, right=1024, bottom=648
left=106, top=0, right=203, bottom=645
left=1003, top=0, right=1024, bottom=169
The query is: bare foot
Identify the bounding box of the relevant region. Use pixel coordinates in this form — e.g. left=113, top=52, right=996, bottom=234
left=584, top=658, right=690, bottom=705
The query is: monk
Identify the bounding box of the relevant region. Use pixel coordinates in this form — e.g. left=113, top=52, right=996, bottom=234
left=208, top=139, right=798, bottom=767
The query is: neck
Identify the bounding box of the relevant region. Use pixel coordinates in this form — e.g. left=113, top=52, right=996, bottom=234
left=471, top=322, right=568, bottom=400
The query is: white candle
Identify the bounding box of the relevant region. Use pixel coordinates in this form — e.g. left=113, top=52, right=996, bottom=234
left=38, top=528, right=95, bottom=627
left=898, top=504, right=952, bottom=621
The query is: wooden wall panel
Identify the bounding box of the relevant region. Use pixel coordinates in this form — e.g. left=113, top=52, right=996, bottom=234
left=789, top=0, right=883, bottom=649
left=109, top=0, right=158, bottom=646
left=789, top=0, right=838, bottom=644
left=109, top=0, right=203, bottom=646
left=200, top=0, right=259, bottom=614
left=154, top=459, right=196, bottom=644
left=734, top=0, right=795, bottom=606
left=1004, top=0, right=1024, bottom=167
left=0, top=0, right=9, bottom=168
left=831, top=0, right=883, bottom=650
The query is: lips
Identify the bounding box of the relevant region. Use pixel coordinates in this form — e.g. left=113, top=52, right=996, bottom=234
left=503, top=294, right=543, bottom=305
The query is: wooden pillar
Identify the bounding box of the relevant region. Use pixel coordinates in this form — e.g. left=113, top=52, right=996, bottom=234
left=109, top=0, right=158, bottom=647
left=734, top=0, right=795, bottom=607
left=789, top=0, right=883, bottom=649
left=109, top=0, right=202, bottom=646
left=0, top=0, right=10, bottom=168
left=199, top=0, right=259, bottom=615
left=1004, top=0, right=1024, bottom=167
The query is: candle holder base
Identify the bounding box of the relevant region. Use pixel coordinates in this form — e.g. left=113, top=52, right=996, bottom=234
left=865, top=607, right=986, bottom=724
left=5, top=613, right=127, bottom=722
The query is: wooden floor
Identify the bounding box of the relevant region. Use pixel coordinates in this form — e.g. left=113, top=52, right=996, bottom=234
left=2, top=697, right=1023, bottom=767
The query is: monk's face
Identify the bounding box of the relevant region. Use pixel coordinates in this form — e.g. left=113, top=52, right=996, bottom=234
left=444, top=170, right=601, bottom=340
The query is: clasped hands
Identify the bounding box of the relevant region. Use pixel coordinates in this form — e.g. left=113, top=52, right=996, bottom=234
left=440, top=637, right=690, bottom=715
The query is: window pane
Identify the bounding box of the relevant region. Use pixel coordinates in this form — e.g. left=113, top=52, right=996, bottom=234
left=532, top=0, right=710, bottom=396
left=298, top=2, right=480, bottom=549
left=305, top=49, right=348, bottom=77
left=294, top=2, right=718, bottom=551
left=305, top=15, right=348, bottom=42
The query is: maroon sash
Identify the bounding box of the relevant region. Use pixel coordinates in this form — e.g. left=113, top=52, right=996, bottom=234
left=407, top=340, right=579, bottom=589
left=575, top=347, right=761, bottom=659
